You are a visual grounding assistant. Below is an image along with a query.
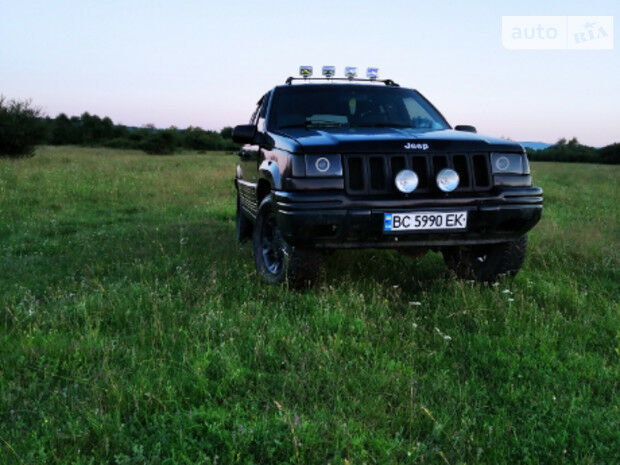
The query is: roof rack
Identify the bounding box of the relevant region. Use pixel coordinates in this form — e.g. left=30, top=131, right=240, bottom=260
left=284, top=76, right=399, bottom=87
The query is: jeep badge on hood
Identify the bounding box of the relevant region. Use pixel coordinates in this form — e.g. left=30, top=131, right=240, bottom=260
left=404, top=142, right=429, bottom=150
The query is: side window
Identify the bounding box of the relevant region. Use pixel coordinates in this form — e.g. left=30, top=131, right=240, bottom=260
left=249, top=93, right=270, bottom=128
left=257, top=92, right=270, bottom=131
left=259, top=96, right=268, bottom=118
left=249, top=100, right=261, bottom=125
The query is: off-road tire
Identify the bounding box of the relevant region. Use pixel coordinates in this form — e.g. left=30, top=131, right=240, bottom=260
left=236, top=196, right=252, bottom=243
left=442, top=235, right=528, bottom=282
left=252, top=195, right=320, bottom=288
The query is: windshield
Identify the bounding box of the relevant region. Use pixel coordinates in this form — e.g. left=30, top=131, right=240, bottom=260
left=269, top=85, right=450, bottom=131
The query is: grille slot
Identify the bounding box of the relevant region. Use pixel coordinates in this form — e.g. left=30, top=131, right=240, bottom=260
left=346, top=157, right=364, bottom=191
left=411, top=156, right=428, bottom=189
left=432, top=155, right=448, bottom=175
left=452, top=154, right=470, bottom=189
left=472, top=154, right=490, bottom=188
left=343, top=152, right=491, bottom=195
left=390, top=156, right=406, bottom=192
left=369, top=157, right=386, bottom=190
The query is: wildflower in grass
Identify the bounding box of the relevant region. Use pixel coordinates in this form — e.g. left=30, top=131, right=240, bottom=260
left=508, top=297, right=514, bottom=302
left=502, top=289, right=511, bottom=294
left=492, top=282, right=500, bottom=287
left=435, top=327, right=452, bottom=341
left=409, top=301, right=422, bottom=306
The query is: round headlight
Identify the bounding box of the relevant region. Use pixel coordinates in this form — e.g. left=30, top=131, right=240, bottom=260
left=436, top=168, right=459, bottom=192
left=394, top=169, right=418, bottom=193
left=495, top=155, right=510, bottom=171
left=315, top=157, right=330, bottom=173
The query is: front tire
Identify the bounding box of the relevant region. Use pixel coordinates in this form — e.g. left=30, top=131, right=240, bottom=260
left=442, top=235, right=528, bottom=282
left=252, top=195, right=320, bottom=288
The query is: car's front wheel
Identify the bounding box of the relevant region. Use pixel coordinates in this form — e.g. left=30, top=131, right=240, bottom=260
left=252, top=195, right=320, bottom=288
left=442, top=235, right=528, bottom=282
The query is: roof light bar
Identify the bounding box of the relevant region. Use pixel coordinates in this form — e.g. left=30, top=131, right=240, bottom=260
left=322, top=65, right=336, bottom=78
left=366, top=67, right=379, bottom=80
left=285, top=66, right=397, bottom=86
left=299, top=66, right=313, bottom=78
left=344, top=66, right=357, bottom=79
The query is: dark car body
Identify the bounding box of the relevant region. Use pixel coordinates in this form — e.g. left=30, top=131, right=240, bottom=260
left=234, top=83, right=542, bottom=250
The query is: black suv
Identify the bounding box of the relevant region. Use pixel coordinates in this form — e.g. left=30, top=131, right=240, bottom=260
left=233, top=76, right=542, bottom=286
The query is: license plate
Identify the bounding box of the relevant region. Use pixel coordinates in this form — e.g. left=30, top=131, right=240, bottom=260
left=384, top=211, right=467, bottom=232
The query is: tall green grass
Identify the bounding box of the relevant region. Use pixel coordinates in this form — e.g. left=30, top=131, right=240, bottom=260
left=0, top=146, right=618, bottom=464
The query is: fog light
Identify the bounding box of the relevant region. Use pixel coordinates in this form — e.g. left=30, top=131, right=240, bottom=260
left=395, top=169, right=418, bottom=193
left=436, top=168, right=459, bottom=192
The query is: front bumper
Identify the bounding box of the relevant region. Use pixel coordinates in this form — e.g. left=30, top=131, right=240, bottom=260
left=274, top=187, right=543, bottom=248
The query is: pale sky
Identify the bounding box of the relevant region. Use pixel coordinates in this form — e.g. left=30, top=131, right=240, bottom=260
left=1, top=0, right=618, bottom=146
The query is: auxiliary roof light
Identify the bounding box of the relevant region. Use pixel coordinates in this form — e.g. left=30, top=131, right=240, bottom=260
left=299, top=66, right=313, bottom=78
left=344, top=66, right=357, bottom=79
left=322, top=65, right=336, bottom=78
left=366, top=67, right=379, bottom=80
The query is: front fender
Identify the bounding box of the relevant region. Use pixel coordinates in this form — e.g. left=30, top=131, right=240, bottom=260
left=258, top=160, right=282, bottom=190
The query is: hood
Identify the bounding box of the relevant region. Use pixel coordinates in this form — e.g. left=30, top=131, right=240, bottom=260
left=277, top=127, right=523, bottom=154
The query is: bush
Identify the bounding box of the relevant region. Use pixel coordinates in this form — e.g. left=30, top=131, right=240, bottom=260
left=0, top=96, right=45, bottom=157
left=220, top=126, right=233, bottom=140
left=104, top=137, right=141, bottom=150
left=140, top=129, right=178, bottom=155
left=180, top=126, right=237, bottom=151
left=598, top=143, right=620, bottom=165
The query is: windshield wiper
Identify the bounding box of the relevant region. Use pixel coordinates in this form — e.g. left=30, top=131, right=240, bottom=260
left=279, top=121, right=349, bottom=129
left=351, top=122, right=413, bottom=128
left=278, top=123, right=306, bottom=129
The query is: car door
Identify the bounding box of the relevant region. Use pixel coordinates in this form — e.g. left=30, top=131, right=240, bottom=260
left=237, top=94, right=268, bottom=218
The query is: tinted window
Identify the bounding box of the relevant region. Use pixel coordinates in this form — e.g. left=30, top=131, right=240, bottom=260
left=269, top=85, right=449, bottom=130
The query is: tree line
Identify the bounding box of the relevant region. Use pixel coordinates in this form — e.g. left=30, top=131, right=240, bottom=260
left=1, top=96, right=618, bottom=163
left=526, top=138, right=619, bottom=165
left=0, top=96, right=237, bottom=157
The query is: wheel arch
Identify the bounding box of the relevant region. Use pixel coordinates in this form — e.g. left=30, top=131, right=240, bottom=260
left=258, top=160, right=282, bottom=191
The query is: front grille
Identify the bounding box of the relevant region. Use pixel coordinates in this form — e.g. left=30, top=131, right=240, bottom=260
left=344, top=152, right=491, bottom=195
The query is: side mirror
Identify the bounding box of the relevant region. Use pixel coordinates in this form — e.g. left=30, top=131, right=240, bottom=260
left=454, top=125, right=477, bottom=133
left=232, top=124, right=257, bottom=144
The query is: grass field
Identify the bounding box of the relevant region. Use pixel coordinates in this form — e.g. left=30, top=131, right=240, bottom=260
left=0, top=146, right=618, bottom=464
